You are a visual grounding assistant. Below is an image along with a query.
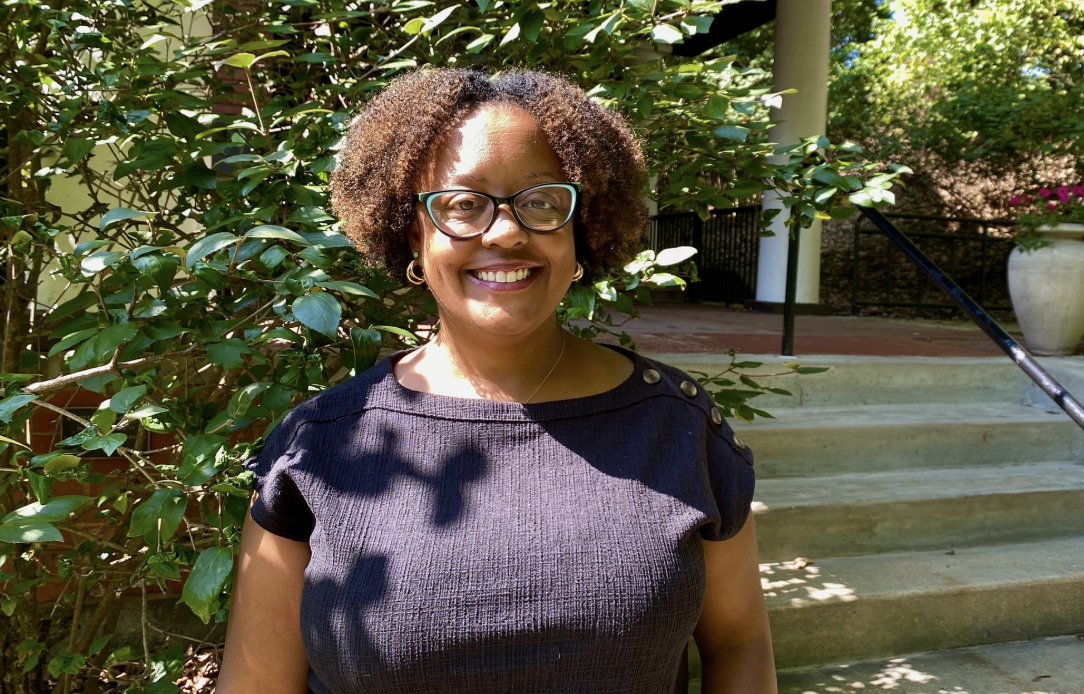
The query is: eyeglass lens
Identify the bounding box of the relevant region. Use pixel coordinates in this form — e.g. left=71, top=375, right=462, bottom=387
left=427, top=185, right=575, bottom=237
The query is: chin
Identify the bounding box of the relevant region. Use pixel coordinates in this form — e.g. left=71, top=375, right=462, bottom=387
left=460, top=301, right=554, bottom=339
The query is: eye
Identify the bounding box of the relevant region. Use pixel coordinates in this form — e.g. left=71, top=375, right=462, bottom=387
left=519, top=193, right=558, bottom=210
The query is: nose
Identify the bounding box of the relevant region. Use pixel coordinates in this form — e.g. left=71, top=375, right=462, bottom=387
left=480, top=203, right=529, bottom=248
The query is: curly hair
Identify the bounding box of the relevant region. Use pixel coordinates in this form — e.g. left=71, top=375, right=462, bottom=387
left=329, top=68, right=649, bottom=282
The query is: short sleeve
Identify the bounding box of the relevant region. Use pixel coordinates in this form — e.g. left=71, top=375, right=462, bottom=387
left=699, top=419, right=756, bottom=542
left=242, top=413, right=315, bottom=542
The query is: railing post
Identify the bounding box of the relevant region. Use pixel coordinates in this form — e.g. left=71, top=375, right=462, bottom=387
left=781, top=207, right=800, bottom=356
left=851, top=216, right=862, bottom=315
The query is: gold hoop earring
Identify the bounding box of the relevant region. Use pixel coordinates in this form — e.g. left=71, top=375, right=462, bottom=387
left=406, top=256, right=425, bottom=286
left=571, top=262, right=584, bottom=282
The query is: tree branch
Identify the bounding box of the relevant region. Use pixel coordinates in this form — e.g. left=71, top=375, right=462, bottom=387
left=22, top=348, right=199, bottom=395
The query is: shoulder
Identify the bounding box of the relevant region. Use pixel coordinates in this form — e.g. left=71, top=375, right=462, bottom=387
left=636, top=353, right=750, bottom=457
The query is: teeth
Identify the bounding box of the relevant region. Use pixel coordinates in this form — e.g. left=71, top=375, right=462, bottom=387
left=475, top=268, right=531, bottom=283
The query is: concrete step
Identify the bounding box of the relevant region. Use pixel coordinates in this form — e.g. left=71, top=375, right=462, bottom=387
left=775, top=635, right=1084, bottom=694
left=733, top=402, right=1084, bottom=478
left=764, top=537, right=1084, bottom=670
left=654, top=354, right=1032, bottom=409
left=754, top=461, right=1084, bottom=561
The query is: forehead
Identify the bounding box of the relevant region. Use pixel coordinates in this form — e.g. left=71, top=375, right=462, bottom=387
left=420, top=102, right=565, bottom=190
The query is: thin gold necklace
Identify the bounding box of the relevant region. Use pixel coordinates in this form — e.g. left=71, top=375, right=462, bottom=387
left=524, top=330, right=566, bottom=404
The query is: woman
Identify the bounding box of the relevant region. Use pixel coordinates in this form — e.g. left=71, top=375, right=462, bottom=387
left=218, top=68, right=775, bottom=694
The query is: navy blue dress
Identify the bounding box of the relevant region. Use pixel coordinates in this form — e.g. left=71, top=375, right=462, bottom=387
left=244, top=346, right=755, bottom=694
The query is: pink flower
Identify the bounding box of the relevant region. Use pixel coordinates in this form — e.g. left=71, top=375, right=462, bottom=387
left=1047, top=202, right=1058, bottom=211
left=1057, top=186, right=1071, bottom=202
left=1039, top=187, right=1052, bottom=198
left=1073, top=185, right=1084, bottom=198
left=1009, top=196, right=1022, bottom=206
left=1023, top=195, right=1032, bottom=203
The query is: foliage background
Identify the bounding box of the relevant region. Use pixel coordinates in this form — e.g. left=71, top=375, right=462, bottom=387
left=728, top=0, right=1084, bottom=218
left=0, top=1, right=899, bottom=691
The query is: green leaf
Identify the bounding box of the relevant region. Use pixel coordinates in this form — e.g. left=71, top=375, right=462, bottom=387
left=520, top=9, right=545, bottom=41
left=48, top=328, right=98, bottom=357
left=244, top=225, right=311, bottom=246
left=2, top=597, right=16, bottom=616
left=129, top=488, right=186, bottom=543
left=100, top=207, right=154, bottom=231
left=43, top=455, right=82, bottom=472
left=48, top=293, right=98, bottom=322
left=421, top=5, right=457, bottom=34
left=88, top=634, right=113, bottom=656
left=81, top=433, right=126, bottom=456
left=374, top=325, right=419, bottom=346
left=654, top=246, right=697, bottom=266
left=219, top=52, right=256, bottom=69
left=206, top=340, right=248, bottom=370
left=292, top=292, right=341, bottom=338
left=126, top=404, right=169, bottom=420
left=812, top=169, right=851, bottom=190
left=0, top=521, right=63, bottom=543
left=2, top=495, right=90, bottom=524
left=500, top=22, right=521, bottom=46
left=47, top=654, right=85, bottom=679
left=80, top=251, right=125, bottom=275
left=177, top=454, right=216, bottom=487
left=465, top=34, right=495, bottom=53
left=315, top=281, right=378, bottom=299
left=594, top=280, right=617, bottom=302
left=185, top=233, right=239, bottom=268
left=681, top=15, right=713, bottom=35
left=182, top=546, right=233, bottom=624
left=227, top=382, right=271, bottom=420
left=63, top=137, right=95, bottom=163
left=651, top=24, right=684, bottom=44
left=703, top=95, right=730, bottom=120
left=132, top=252, right=179, bottom=292
left=287, top=206, right=334, bottom=225
left=109, top=385, right=147, bottom=413
left=0, top=394, right=34, bottom=424
left=714, top=125, right=749, bottom=142
left=645, top=273, right=685, bottom=287
left=348, top=328, right=382, bottom=371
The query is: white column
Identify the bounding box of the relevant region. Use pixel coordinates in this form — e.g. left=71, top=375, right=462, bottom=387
left=755, top=0, right=831, bottom=304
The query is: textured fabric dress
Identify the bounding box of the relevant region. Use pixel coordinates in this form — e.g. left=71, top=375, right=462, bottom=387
left=244, top=345, right=756, bottom=694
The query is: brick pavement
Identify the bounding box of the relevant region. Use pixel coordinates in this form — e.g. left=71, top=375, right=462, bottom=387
left=606, top=303, right=1059, bottom=357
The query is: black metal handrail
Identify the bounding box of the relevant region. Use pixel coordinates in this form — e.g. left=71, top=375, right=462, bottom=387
left=852, top=206, right=1084, bottom=431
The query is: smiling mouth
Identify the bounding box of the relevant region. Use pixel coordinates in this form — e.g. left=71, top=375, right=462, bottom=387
left=469, top=268, right=536, bottom=283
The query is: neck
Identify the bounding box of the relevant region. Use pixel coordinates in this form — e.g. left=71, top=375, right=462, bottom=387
left=427, top=315, right=567, bottom=402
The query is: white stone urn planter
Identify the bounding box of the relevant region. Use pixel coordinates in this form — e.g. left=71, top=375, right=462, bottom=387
left=1007, top=223, right=1084, bottom=356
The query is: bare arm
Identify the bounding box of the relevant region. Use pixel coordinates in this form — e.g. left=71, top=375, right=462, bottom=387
left=693, top=515, right=777, bottom=694
left=218, top=498, right=312, bottom=694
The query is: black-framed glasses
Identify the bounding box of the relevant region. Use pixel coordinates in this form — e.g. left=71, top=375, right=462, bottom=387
left=416, top=182, right=581, bottom=239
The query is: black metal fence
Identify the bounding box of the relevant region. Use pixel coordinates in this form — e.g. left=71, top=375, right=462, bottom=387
left=649, top=206, right=760, bottom=304
left=851, top=212, right=1016, bottom=316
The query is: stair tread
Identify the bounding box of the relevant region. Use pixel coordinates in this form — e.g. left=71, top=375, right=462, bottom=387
left=775, top=635, right=1084, bottom=694
left=763, top=537, right=1084, bottom=610
left=755, top=461, right=1084, bottom=508
left=734, top=400, right=1070, bottom=430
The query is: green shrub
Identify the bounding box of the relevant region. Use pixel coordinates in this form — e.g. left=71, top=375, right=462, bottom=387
left=0, top=1, right=898, bottom=691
